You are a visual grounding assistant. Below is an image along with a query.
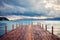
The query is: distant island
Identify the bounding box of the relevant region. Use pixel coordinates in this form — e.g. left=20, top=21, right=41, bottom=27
left=0, top=17, right=9, bottom=21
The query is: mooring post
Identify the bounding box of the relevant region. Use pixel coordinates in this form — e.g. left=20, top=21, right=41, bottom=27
left=12, top=24, right=14, bottom=31
left=45, top=25, right=47, bottom=31
left=40, top=23, right=41, bottom=28
left=19, top=24, right=20, bottom=27
left=40, top=23, right=42, bottom=28
left=5, top=25, right=7, bottom=34
left=52, top=26, right=53, bottom=35
left=16, top=24, right=18, bottom=28
left=42, top=24, right=44, bottom=29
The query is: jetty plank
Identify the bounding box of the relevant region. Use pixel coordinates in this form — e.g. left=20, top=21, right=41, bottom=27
left=0, top=25, right=60, bottom=40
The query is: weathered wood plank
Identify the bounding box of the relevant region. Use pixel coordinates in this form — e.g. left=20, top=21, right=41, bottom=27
left=0, top=25, right=60, bottom=40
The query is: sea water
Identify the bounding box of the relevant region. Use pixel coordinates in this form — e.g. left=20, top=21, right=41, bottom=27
left=0, top=20, right=60, bottom=37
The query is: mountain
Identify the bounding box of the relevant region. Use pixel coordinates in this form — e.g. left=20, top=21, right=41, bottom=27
left=0, top=17, right=9, bottom=21
left=14, top=17, right=60, bottom=21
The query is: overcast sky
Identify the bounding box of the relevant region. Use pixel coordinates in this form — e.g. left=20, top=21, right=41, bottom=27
left=0, top=0, right=60, bottom=20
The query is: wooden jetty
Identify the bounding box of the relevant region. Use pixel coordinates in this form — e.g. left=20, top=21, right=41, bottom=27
left=0, top=24, right=60, bottom=40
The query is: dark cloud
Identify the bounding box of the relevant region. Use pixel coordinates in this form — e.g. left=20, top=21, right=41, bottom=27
left=0, top=0, right=60, bottom=18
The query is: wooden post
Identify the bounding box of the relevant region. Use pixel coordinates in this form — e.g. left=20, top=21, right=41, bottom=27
left=5, top=25, right=7, bottom=34
left=42, top=24, right=44, bottom=29
left=52, top=26, right=53, bottom=35
left=45, top=25, right=47, bottom=31
left=40, top=23, right=41, bottom=28
left=16, top=24, right=18, bottom=28
left=18, top=24, right=19, bottom=27
left=12, top=24, right=14, bottom=31
left=19, top=24, right=20, bottom=27
left=40, top=23, right=42, bottom=28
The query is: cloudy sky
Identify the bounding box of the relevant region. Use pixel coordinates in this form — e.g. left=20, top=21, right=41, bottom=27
left=0, top=0, right=60, bottom=20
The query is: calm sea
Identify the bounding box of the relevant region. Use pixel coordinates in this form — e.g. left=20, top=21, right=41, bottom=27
left=0, top=20, right=60, bottom=37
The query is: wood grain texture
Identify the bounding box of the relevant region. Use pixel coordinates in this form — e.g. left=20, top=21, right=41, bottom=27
left=0, top=24, right=60, bottom=40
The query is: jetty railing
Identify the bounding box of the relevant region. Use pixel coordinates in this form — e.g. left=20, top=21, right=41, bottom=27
left=0, top=23, right=54, bottom=37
